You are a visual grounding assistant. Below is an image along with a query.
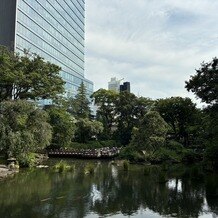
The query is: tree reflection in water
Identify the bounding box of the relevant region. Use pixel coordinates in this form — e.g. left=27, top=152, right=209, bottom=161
left=0, top=160, right=217, bottom=218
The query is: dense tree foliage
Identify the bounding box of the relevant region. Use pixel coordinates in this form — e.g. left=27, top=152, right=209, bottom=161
left=92, top=89, right=153, bottom=144
left=46, top=107, right=76, bottom=149
left=134, top=97, right=154, bottom=122
left=67, top=82, right=104, bottom=144
left=131, top=111, right=169, bottom=153
left=155, top=97, right=200, bottom=146
left=91, top=89, right=118, bottom=139
left=114, top=91, right=139, bottom=145
left=185, top=58, right=218, bottom=168
left=74, top=118, right=103, bottom=143
left=185, top=58, right=218, bottom=105
left=0, top=100, right=52, bottom=166
left=0, top=46, right=65, bottom=101
left=68, top=82, right=91, bottom=119
left=204, top=105, right=218, bottom=166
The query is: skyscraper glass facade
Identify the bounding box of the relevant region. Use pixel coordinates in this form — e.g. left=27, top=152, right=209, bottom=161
left=14, top=0, right=93, bottom=101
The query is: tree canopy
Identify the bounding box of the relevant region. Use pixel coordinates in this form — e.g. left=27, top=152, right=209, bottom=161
left=46, top=106, right=76, bottom=149
left=91, top=89, right=154, bottom=144
left=0, top=46, right=65, bottom=101
left=74, top=118, right=103, bottom=143
left=68, top=82, right=90, bottom=119
left=0, top=100, right=52, bottom=165
left=91, top=89, right=118, bottom=139
left=155, top=97, right=201, bottom=146
left=185, top=57, right=218, bottom=105
left=131, top=111, right=169, bottom=153
left=186, top=58, right=218, bottom=166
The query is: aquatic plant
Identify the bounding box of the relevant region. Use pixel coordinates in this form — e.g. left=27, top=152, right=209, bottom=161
left=84, top=163, right=95, bottom=175
left=54, top=160, right=73, bottom=173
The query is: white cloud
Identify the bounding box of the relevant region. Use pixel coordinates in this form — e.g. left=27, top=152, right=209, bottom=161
left=85, top=0, right=218, bottom=106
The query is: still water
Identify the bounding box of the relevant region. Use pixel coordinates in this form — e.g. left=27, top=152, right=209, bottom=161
left=0, top=159, right=217, bottom=218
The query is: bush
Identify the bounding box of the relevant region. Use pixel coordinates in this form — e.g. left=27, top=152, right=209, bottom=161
left=119, top=146, right=134, bottom=159
left=17, top=153, right=37, bottom=168
left=70, top=141, right=102, bottom=149
left=149, top=147, right=181, bottom=164
left=99, top=140, right=122, bottom=148
left=119, top=146, right=145, bottom=162
left=165, top=140, right=184, bottom=152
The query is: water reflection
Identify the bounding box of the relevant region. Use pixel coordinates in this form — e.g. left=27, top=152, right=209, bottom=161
left=0, top=160, right=217, bottom=218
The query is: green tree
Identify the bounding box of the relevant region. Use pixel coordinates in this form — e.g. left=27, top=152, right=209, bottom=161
left=0, top=46, right=65, bottom=101
left=74, top=118, right=103, bottom=143
left=0, top=46, right=18, bottom=101
left=155, top=97, right=199, bottom=146
left=131, top=111, right=169, bottom=153
left=92, top=90, right=153, bottom=143
left=68, top=82, right=90, bottom=119
left=0, top=100, right=52, bottom=166
left=46, top=106, right=76, bottom=149
left=91, top=89, right=118, bottom=139
left=115, top=91, right=138, bottom=145
left=204, top=104, right=218, bottom=167
left=134, top=97, right=154, bottom=124
left=114, top=92, right=153, bottom=145
left=185, top=58, right=218, bottom=166
left=185, top=57, right=218, bottom=105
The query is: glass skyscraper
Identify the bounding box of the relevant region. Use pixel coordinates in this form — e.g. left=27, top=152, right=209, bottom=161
left=0, top=0, right=93, bottom=103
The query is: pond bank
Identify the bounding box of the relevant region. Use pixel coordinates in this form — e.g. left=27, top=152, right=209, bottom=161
left=0, top=165, right=19, bottom=180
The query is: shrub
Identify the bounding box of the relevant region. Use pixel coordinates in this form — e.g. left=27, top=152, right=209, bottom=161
left=99, top=140, right=121, bottom=148
left=70, top=141, right=102, bottom=149
left=165, top=140, right=184, bottom=152
left=17, top=153, right=37, bottom=168
left=149, top=147, right=181, bottom=164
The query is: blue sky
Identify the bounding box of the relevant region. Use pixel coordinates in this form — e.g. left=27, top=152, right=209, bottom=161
left=84, top=0, right=218, bottom=104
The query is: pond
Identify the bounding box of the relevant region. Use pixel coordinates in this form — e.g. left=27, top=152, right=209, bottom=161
left=0, top=159, right=217, bottom=218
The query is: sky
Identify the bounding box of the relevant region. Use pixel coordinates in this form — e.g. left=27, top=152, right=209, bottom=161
left=84, top=0, right=218, bottom=104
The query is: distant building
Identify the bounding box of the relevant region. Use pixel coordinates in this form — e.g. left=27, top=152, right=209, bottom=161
left=108, top=77, right=122, bottom=92
left=120, top=82, right=130, bottom=93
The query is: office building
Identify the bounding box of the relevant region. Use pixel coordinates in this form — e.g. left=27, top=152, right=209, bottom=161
left=108, top=77, right=123, bottom=92
left=120, top=82, right=130, bottom=93
left=0, top=0, right=93, bottom=103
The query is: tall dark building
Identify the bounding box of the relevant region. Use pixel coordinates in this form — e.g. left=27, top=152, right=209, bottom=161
left=120, top=82, right=130, bottom=93
left=0, top=0, right=93, bottom=104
